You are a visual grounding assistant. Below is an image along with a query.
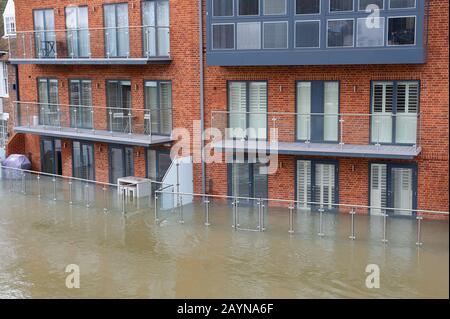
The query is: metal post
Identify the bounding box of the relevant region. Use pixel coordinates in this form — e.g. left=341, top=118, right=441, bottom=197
left=103, top=187, right=108, bottom=213
left=154, top=194, right=159, bottom=222
left=261, top=200, right=266, bottom=231
left=74, top=108, right=78, bottom=133
left=288, top=204, right=295, bottom=234
left=85, top=183, right=90, bottom=208
left=68, top=181, right=73, bottom=205
left=318, top=208, right=325, bottom=237
left=204, top=199, right=210, bottom=226
left=128, top=113, right=132, bottom=135
left=416, top=216, right=423, bottom=246
left=37, top=175, right=41, bottom=199
left=26, top=105, right=30, bottom=127
left=109, top=111, right=113, bottom=135
left=306, top=116, right=311, bottom=145
left=91, top=109, right=95, bottom=134
left=121, top=188, right=126, bottom=215
left=257, top=199, right=262, bottom=231
left=52, top=178, right=57, bottom=201
left=339, top=118, right=344, bottom=148
left=349, top=208, right=356, bottom=240
left=382, top=210, right=388, bottom=243
left=376, top=118, right=381, bottom=147
left=22, top=34, right=26, bottom=57
left=232, top=198, right=239, bottom=230
left=21, top=172, right=26, bottom=194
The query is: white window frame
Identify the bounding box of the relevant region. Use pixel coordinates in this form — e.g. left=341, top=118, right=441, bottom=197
left=294, top=20, right=321, bottom=49
left=212, top=0, right=234, bottom=17
left=262, top=21, right=289, bottom=49
left=389, top=0, right=416, bottom=9
left=356, top=17, right=385, bottom=47
left=237, top=0, right=260, bottom=17
left=211, top=23, right=236, bottom=50
left=326, top=18, right=355, bottom=48
left=329, top=0, right=355, bottom=13
left=0, top=62, right=9, bottom=98
left=236, top=22, right=261, bottom=50
left=263, top=0, right=287, bottom=16
left=295, top=0, right=322, bottom=15
left=386, top=15, right=416, bottom=47
left=358, top=0, right=385, bottom=11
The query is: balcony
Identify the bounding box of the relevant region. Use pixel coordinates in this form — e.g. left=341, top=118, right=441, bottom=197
left=210, top=111, right=422, bottom=159
left=13, top=102, right=173, bottom=147
left=206, top=0, right=427, bottom=66
left=8, top=26, right=171, bottom=65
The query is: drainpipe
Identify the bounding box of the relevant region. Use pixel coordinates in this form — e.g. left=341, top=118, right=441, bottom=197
left=199, top=0, right=206, bottom=194
left=14, top=64, right=20, bottom=102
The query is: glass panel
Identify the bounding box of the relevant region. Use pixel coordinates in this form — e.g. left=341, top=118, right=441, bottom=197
left=41, top=139, right=55, bottom=174
left=388, top=17, right=415, bottom=45
left=229, top=82, right=247, bottom=139
left=82, top=143, right=95, bottom=181
left=110, top=147, right=124, bottom=184
left=248, top=82, right=267, bottom=139
left=327, top=19, right=354, bottom=47
left=296, top=0, right=320, bottom=14
left=116, top=4, right=130, bottom=57
left=330, top=0, right=354, bottom=12
left=70, top=80, right=92, bottom=129
left=395, top=82, right=418, bottom=144
left=232, top=163, right=250, bottom=197
left=157, top=0, right=170, bottom=56
left=237, top=22, right=261, bottom=50
left=295, top=21, right=320, bottom=48
left=323, top=82, right=339, bottom=142
left=297, top=160, right=312, bottom=209
left=107, top=81, right=131, bottom=132
left=142, top=1, right=156, bottom=56
left=73, top=141, right=82, bottom=178
left=389, top=0, right=415, bottom=9
left=213, top=0, right=234, bottom=16
left=315, top=163, right=336, bottom=210
left=147, top=149, right=157, bottom=180
left=359, top=0, right=384, bottom=10
left=34, top=9, right=55, bottom=58
left=296, top=82, right=312, bottom=140
left=264, top=0, right=286, bottom=15
left=124, top=147, right=134, bottom=177
left=263, top=22, right=288, bottom=49
left=104, top=5, right=117, bottom=57
left=392, top=167, right=413, bottom=216
left=370, top=164, right=387, bottom=215
left=239, top=0, right=259, bottom=15
left=371, top=81, right=393, bottom=144
left=66, top=7, right=90, bottom=58
left=212, top=24, right=234, bottom=49
left=159, top=82, right=172, bottom=135
left=253, top=163, right=268, bottom=199
left=158, top=152, right=172, bottom=181
left=357, top=17, right=385, bottom=47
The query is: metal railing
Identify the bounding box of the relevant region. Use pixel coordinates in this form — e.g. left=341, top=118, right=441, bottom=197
left=14, top=101, right=173, bottom=141
left=0, top=119, right=7, bottom=149
left=211, top=110, right=423, bottom=148
left=8, top=25, right=170, bottom=60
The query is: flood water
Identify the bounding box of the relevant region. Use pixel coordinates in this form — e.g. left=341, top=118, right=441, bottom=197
left=0, top=177, right=448, bottom=299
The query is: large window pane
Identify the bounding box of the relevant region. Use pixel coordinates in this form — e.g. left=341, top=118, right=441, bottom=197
left=34, top=9, right=56, bottom=58
left=212, top=24, right=235, bottom=49
left=237, top=22, right=261, bottom=49
left=359, top=0, right=384, bottom=10
left=327, top=19, right=354, bottom=47
left=239, top=0, right=259, bottom=15
left=371, top=81, right=393, bottom=144
left=263, top=22, right=288, bottom=49
left=295, top=21, right=320, bottom=48
left=357, top=17, right=384, bottom=47
left=66, top=7, right=90, bottom=58
left=388, top=17, right=416, bottom=46
left=296, top=82, right=312, bottom=140
left=213, top=0, right=233, bottom=16
left=228, top=82, right=247, bottom=139
left=395, top=81, right=418, bottom=144
left=70, top=80, right=92, bottom=129
left=248, top=82, right=267, bottom=139
left=296, top=0, right=320, bottom=14
left=264, top=0, right=286, bottom=15
left=107, top=80, right=132, bottom=132
left=330, top=0, right=354, bottom=12
left=143, top=0, right=170, bottom=57
left=104, top=3, right=129, bottom=57
left=323, top=82, right=339, bottom=142
left=389, top=0, right=415, bottom=9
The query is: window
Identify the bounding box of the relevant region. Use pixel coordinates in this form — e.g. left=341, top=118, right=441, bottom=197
left=297, top=160, right=338, bottom=210
left=144, top=81, right=172, bottom=135
left=0, top=62, right=8, bottom=97
left=73, top=141, right=95, bottom=180
left=329, top=0, right=354, bottom=12
left=109, top=146, right=134, bottom=183
left=295, top=21, right=320, bottom=48
left=263, top=22, right=288, bottom=49
left=213, top=0, right=234, bottom=16
left=388, top=16, right=415, bottom=46
left=327, top=19, right=354, bottom=47
left=389, top=0, right=415, bottom=9
left=228, top=81, right=267, bottom=140
left=104, top=3, right=130, bottom=57
left=296, top=0, right=320, bottom=14
left=239, top=0, right=259, bottom=16
left=359, top=0, right=384, bottom=10
left=65, top=6, right=90, bottom=58
left=296, top=81, right=339, bottom=142
left=371, top=81, right=419, bottom=144
left=142, top=0, right=170, bottom=57
left=212, top=24, right=235, bottom=49
left=33, top=9, right=56, bottom=58
left=69, top=80, right=92, bottom=129
left=357, top=17, right=385, bottom=47
left=106, top=80, right=132, bottom=132
left=4, top=16, right=16, bottom=37
left=38, top=78, right=59, bottom=126
left=264, top=0, right=286, bottom=15
left=370, top=163, right=417, bottom=216
left=237, top=22, right=261, bottom=49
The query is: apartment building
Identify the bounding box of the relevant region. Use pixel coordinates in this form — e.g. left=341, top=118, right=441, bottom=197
left=3, top=0, right=449, bottom=217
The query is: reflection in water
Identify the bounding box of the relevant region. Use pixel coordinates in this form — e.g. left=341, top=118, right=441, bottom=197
left=0, top=182, right=448, bottom=299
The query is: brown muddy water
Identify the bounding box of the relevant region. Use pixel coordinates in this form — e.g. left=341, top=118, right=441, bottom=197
left=0, top=178, right=448, bottom=299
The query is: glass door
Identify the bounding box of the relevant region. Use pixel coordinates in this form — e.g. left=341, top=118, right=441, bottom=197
left=142, top=0, right=170, bottom=57
left=106, top=80, right=132, bottom=133
left=391, top=167, right=414, bottom=216
left=38, top=79, right=59, bottom=126
left=73, top=141, right=95, bottom=180
left=66, top=6, right=90, bottom=58
left=70, top=80, right=93, bottom=129
left=371, top=82, right=394, bottom=144
left=144, top=81, right=172, bottom=136
left=109, top=146, right=134, bottom=184
left=314, top=163, right=337, bottom=210
left=41, top=138, right=62, bottom=175
left=34, top=9, right=56, bottom=58
left=104, top=3, right=130, bottom=58
left=231, top=162, right=268, bottom=200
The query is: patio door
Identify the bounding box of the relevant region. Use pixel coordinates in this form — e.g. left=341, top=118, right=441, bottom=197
left=297, top=81, right=339, bottom=143
left=41, top=137, right=62, bottom=175
left=109, top=145, right=134, bottom=184
left=104, top=3, right=130, bottom=58
left=66, top=6, right=90, bottom=58
left=69, top=80, right=93, bottom=129
left=370, top=163, right=417, bottom=216
left=34, top=9, right=56, bottom=58
left=38, top=78, right=59, bottom=126
left=106, top=80, right=132, bottom=133
left=230, top=162, right=268, bottom=201
left=73, top=141, right=95, bottom=180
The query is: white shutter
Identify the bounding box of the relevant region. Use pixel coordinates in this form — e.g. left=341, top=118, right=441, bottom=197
left=249, top=82, right=267, bottom=139
left=370, top=164, right=387, bottom=215
left=372, top=81, right=393, bottom=143
left=323, top=82, right=339, bottom=142
left=297, top=82, right=311, bottom=140
left=315, top=163, right=335, bottom=209
left=0, top=62, right=6, bottom=97
left=296, top=160, right=311, bottom=209
left=392, top=167, right=413, bottom=216
left=229, top=82, right=247, bottom=139
left=396, top=82, right=418, bottom=144
left=159, top=82, right=172, bottom=135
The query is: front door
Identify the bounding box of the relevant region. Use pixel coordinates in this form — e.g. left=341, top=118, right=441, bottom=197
left=109, top=145, right=134, bottom=183
left=41, top=137, right=62, bottom=175
left=73, top=141, right=95, bottom=180
left=230, top=162, right=268, bottom=201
